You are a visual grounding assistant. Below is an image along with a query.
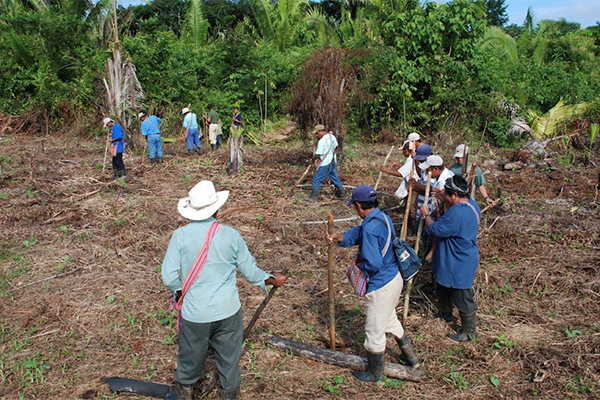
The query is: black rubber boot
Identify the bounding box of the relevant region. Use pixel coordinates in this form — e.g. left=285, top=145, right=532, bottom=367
left=433, top=300, right=454, bottom=323
left=196, top=147, right=203, bottom=156
left=188, top=149, right=194, bottom=156
left=335, top=187, right=346, bottom=199
left=395, top=335, right=420, bottom=368
left=353, top=351, right=385, bottom=383
left=221, top=388, right=239, bottom=399
left=150, top=158, right=157, bottom=165
left=447, top=311, right=478, bottom=342
left=119, top=168, right=127, bottom=177
left=211, top=144, right=216, bottom=152
left=158, top=157, right=163, bottom=164
left=176, top=382, right=193, bottom=400
left=113, top=169, right=119, bottom=179
left=306, top=189, right=319, bottom=203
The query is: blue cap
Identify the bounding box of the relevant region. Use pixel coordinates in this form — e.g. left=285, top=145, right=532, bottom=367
left=414, top=144, right=433, bottom=161
left=347, top=185, right=377, bottom=206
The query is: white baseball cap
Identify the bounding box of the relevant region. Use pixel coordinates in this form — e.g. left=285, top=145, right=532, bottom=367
left=454, top=144, right=470, bottom=158
left=419, top=155, right=444, bottom=170
left=103, top=117, right=113, bottom=128
left=407, top=132, right=421, bottom=141
left=138, top=112, right=146, bottom=120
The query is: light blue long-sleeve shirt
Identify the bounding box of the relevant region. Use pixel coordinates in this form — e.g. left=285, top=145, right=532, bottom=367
left=141, top=115, right=161, bottom=136
left=183, top=113, right=198, bottom=130
left=162, top=218, right=271, bottom=323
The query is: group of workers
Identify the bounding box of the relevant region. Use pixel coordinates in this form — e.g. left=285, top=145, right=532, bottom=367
left=102, top=105, right=243, bottom=177
left=100, top=116, right=488, bottom=399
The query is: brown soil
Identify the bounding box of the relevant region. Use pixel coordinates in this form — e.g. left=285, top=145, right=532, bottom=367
left=1, top=130, right=599, bottom=400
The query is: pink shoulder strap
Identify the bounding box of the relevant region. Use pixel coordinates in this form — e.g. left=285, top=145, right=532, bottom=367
left=175, top=221, right=220, bottom=331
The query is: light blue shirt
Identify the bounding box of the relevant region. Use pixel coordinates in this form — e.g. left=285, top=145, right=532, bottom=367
left=316, top=133, right=337, bottom=166
left=183, top=113, right=198, bottom=130
left=162, top=217, right=271, bottom=323
left=141, top=115, right=161, bottom=136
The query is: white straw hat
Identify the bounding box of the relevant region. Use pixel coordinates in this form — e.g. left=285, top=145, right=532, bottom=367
left=178, top=181, right=229, bottom=221
left=103, top=117, right=113, bottom=128
left=181, top=107, right=191, bottom=115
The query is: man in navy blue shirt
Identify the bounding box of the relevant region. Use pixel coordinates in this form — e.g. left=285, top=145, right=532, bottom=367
left=420, top=175, right=481, bottom=342
left=327, top=185, right=419, bottom=383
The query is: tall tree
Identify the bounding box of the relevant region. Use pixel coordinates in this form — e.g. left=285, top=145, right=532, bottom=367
left=485, top=0, right=507, bottom=27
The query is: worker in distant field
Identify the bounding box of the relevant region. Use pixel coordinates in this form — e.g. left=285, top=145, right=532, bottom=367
left=203, top=104, right=221, bottom=151
left=379, top=140, right=418, bottom=201
left=326, top=185, right=419, bottom=383
left=162, top=180, right=288, bottom=400
left=181, top=107, right=202, bottom=156
left=139, top=112, right=163, bottom=164
left=103, top=117, right=126, bottom=178
left=420, top=175, right=481, bottom=342
left=449, top=144, right=495, bottom=207
left=306, top=124, right=345, bottom=202
left=232, top=107, right=242, bottom=131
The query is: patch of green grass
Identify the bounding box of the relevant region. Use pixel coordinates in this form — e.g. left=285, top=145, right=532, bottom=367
left=0, top=249, right=30, bottom=294
left=323, top=374, right=345, bottom=396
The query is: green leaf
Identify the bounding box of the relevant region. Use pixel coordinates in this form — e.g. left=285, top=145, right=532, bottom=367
left=490, top=376, right=500, bottom=387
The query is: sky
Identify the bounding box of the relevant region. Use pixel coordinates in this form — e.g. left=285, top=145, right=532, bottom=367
left=505, top=0, right=599, bottom=28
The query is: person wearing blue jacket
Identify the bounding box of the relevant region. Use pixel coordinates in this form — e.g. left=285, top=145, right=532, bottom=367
left=420, top=175, right=481, bottom=342
left=138, top=112, right=163, bottom=164
left=103, top=117, right=126, bottom=178
left=327, top=185, right=419, bottom=383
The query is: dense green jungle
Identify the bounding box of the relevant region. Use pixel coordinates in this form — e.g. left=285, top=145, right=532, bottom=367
left=1, top=0, right=599, bottom=143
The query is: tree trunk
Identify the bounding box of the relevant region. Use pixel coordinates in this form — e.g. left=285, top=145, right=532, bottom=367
left=267, top=335, right=425, bottom=382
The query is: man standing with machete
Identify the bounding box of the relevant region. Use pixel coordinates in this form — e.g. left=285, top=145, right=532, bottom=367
left=162, top=180, right=287, bottom=400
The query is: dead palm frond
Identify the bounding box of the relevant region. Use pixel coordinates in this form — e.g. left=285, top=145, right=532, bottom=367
left=526, top=99, right=581, bottom=140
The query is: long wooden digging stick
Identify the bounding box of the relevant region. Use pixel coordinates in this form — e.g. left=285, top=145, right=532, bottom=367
left=327, top=212, right=336, bottom=350
left=400, top=162, right=417, bottom=241
left=290, top=163, right=312, bottom=194
left=403, top=171, right=432, bottom=324
left=374, top=145, right=395, bottom=191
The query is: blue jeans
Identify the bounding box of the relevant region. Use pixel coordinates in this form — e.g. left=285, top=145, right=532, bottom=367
left=147, top=134, right=163, bottom=159
left=186, top=129, right=202, bottom=150
left=216, top=134, right=222, bottom=147
left=312, top=161, right=343, bottom=190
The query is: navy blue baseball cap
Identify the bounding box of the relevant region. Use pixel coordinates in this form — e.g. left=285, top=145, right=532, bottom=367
left=347, top=185, right=377, bottom=206
left=414, top=144, right=433, bottom=161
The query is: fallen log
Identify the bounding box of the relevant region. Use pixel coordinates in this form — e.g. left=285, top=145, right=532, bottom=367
left=267, top=335, right=425, bottom=382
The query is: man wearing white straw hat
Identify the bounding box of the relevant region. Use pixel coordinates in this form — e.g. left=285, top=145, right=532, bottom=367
left=181, top=107, right=203, bottom=156
left=162, top=181, right=288, bottom=400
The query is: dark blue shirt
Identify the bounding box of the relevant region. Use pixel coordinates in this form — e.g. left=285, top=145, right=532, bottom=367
left=428, top=199, right=481, bottom=289
left=233, top=112, right=242, bottom=127
left=338, top=208, right=399, bottom=293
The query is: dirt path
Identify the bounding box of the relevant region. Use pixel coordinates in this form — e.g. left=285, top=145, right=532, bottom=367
left=0, top=132, right=599, bottom=399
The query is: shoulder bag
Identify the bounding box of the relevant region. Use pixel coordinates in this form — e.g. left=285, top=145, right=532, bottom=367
left=345, top=216, right=392, bottom=297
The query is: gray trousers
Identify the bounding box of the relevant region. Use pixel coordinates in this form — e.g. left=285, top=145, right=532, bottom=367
left=436, top=284, right=476, bottom=315
left=175, top=308, right=243, bottom=391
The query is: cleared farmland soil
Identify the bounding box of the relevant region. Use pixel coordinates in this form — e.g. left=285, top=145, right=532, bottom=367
left=1, top=127, right=599, bottom=400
